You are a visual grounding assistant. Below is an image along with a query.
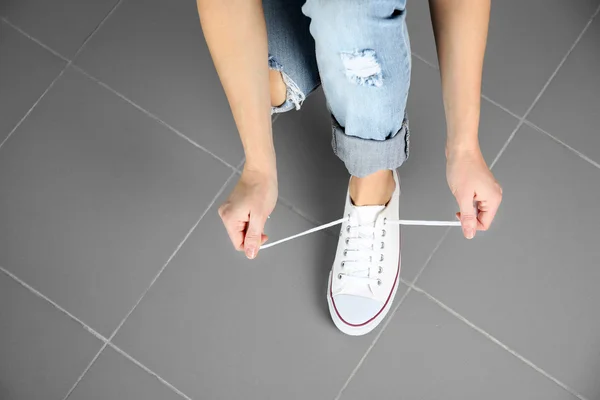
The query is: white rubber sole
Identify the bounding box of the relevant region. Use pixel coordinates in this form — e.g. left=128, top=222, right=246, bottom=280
left=326, top=269, right=400, bottom=336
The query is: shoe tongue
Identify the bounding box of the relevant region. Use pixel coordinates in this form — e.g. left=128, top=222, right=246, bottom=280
left=353, top=205, right=385, bottom=225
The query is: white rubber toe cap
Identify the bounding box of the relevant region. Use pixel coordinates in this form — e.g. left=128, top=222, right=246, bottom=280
left=331, top=294, right=384, bottom=326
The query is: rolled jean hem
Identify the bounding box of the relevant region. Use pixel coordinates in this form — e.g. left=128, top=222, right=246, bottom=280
left=332, top=118, right=410, bottom=178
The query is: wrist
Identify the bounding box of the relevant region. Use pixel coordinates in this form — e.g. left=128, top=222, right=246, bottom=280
left=445, top=139, right=481, bottom=160
left=244, top=153, right=277, bottom=177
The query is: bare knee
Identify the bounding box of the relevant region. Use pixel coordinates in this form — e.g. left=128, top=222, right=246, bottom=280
left=269, top=69, right=287, bottom=107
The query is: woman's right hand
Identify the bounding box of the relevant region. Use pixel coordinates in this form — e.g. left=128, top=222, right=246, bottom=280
left=218, top=167, right=278, bottom=259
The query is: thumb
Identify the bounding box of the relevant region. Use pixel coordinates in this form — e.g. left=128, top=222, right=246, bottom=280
left=456, top=191, right=477, bottom=239
left=244, top=212, right=266, bottom=259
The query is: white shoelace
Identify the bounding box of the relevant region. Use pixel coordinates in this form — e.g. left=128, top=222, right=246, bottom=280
left=260, top=217, right=461, bottom=250
left=339, top=222, right=383, bottom=285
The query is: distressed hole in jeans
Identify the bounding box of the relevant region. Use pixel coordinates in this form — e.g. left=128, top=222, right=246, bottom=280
left=268, top=55, right=306, bottom=113
left=340, top=49, right=383, bottom=87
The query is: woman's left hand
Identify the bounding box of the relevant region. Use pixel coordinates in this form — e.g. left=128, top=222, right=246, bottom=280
left=446, top=146, right=502, bottom=239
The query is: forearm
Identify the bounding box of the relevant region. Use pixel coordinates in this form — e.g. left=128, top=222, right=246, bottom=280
left=197, top=0, right=275, bottom=172
left=429, top=0, right=491, bottom=153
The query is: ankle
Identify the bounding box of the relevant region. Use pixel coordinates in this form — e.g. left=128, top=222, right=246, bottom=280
left=349, top=170, right=395, bottom=206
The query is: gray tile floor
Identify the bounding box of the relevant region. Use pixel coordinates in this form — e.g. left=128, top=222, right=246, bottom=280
left=1, top=0, right=599, bottom=399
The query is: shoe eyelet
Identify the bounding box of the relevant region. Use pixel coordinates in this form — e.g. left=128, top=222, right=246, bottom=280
left=338, top=273, right=343, bottom=280
left=341, top=261, right=345, bottom=268
left=343, top=250, right=348, bottom=257
left=345, top=238, right=350, bottom=245
left=380, top=254, right=384, bottom=262
left=380, top=242, right=385, bottom=249
left=346, top=225, right=351, bottom=233
left=378, top=266, right=383, bottom=274
left=383, top=217, right=387, bottom=225
left=377, top=279, right=382, bottom=286
left=381, top=229, right=386, bottom=237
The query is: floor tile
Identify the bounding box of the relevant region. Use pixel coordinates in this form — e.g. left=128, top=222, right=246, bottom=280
left=274, top=59, right=518, bottom=281
left=341, top=289, right=578, bottom=400
left=0, top=21, right=66, bottom=143
left=406, top=0, right=438, bottom=66
left=0, top=271, right=102, bottom=400
left=273, top=86, right=350, bottom=226
left=68, top=346, right=183, bottom=400
left=417, top=125, right=600, bottom=399
left=0, top=0, right=119, bottom=57
left=113, top=180, right=408, bottom=400
left=74, top=0, right=243, bottom=166
left=405, top=0, right=600, bottom=116
left=0, top=67, right=232, bottom=337
left=484, top=0, right=600, bottom=115
left=398, top=60, right=518, bottom=278
left=528, top=16, right=600, bottom=165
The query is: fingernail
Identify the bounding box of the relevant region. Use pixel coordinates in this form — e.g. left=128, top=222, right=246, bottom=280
left=246, top=248, right=256, bottom=259
left=466, top=229, right=475, bottom=239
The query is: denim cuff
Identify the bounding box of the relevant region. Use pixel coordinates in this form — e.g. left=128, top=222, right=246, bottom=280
left=331, top=117, right=410, bottom=178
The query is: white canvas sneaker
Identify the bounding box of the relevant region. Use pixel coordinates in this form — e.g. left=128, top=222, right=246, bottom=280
left=328, top=170, right=401, bottom=336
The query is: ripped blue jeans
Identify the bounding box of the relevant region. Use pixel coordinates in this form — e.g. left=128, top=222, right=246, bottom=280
left=265, top=0, right=411, bottom=177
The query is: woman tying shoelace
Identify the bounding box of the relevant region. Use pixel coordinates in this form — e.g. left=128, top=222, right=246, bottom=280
left=197, top=0, right=502, bottom=335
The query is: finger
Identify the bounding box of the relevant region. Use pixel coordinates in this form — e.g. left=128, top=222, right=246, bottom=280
left=227, top=221, right=247, bottom=252
left=455, top=191, right=477, bottom=239
left=244, top=211, right=267, bottom=259
left=261, top=234, right=269, bottom=246
left=476, top=194, right=502, bottom=231
left=457, top=211, right=484, bottom=230
left=219, top=205, right=247, bottom=251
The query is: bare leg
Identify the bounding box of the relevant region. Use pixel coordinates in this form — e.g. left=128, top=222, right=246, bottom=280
left=270, top=70, right=287, bottom=107
left=349, top=170, right=395, bottom=206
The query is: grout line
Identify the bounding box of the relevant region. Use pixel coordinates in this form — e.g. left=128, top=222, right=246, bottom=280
left=333, top=226, right=455, bottom=399
left=69, top=0, right=123, bottom=61
left=105, top=171, right=237, bottom=342
left=339, top=24, right=600, bottom=390
left=62, top=171, right=237, bottom=399
left=108, top=342, right=194, bottom=400
left=3, top=10, right=232, bottom=398
left=0, top=0, right=124, bottom=154
left=229, top=163, right=333, bottom=233
left=0, top=266, right=108, bottom=343
left=276, top=195, right=326, bottom=228
left=490, top=3, right=600, bottom=170
left=2, top=9, right=239, bottom=174
left=480, top=93, right=522, bottom=120
left=1, top=17, right=70, bottom=62
left=411, top=52, right=438, bottom=70
left=235, top=158, right=245, bottom=172
left=333, top=283, right=414, bottom=400
left=72, top=0, right=123, bottom=59
left=0, top=264, right=192, bottom=400
left=5, top=5, right=595, bottom=399
left=0, top=65, right=68, bottom=151
left=489, top=120, right=521, bottom=170
left=71, top=65, right=238, bottom=172
left=404, top=280, right=589, bottom=400
left=63, top=342, right=111, bottom=400
left=412, top=52, right=523, bottom=121
left=407, top=225, right=454, bottom=285
left=524, top=120, right=600, bottom=171
left=411, top=51, right=524, bottom=161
